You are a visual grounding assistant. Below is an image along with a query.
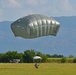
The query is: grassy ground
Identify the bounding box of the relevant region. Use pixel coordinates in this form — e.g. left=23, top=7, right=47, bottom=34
left=0, top=63, right=76, bottom=75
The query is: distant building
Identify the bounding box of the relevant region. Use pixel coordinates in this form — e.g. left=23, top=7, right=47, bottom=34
left=10, top=59, right=20, bottom=63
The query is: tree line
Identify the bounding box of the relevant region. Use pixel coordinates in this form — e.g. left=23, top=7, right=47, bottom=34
left=0, top=49, right=76, bottom=63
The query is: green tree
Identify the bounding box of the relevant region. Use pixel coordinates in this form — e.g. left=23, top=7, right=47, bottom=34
left=6, top=51, right=18, bottom=60
left=41, top=54, right=47, bottom=62
left=17, top=53, right=24, bottom=63
left=6, top=51, right=23, bottom=62
left=46, top=54, right=51, bottom=58
left=0, top=53, right=8, bottom=62
left=69, top=55, right=74, bottom=58
left=23, top=49, right=36, bottom=63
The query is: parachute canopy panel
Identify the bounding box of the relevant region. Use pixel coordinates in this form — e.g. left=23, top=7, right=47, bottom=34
left=11, top=14, right=60, bottom=39
left=33, top=56, right=42, bottom=60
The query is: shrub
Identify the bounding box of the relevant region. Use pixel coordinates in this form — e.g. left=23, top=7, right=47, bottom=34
left=47, top=58, right=61, bottom=63
left=61, top=57, right=67, bottom=63
left=67, top=58, right=73, bottom=63
left=73, top=58, right=76, bottom=63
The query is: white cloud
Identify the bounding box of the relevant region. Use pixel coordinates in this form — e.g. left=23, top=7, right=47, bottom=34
left=0, top=0, right=21, bottom=8
left=0, top=8, right=3, bottom=15
left=26, top=0, right=47, bottom=6
left=20, top=9, right=34, bottom=16
left=42, top=0, right=74, bottom=16
left=57, top=0, right=74, bottom=15
left=8, top=0, right=21, bottom=8
left=27, top=0, right=37, bottom=6
left=64, top=0, right=73, bottom=11
left=0, top=0, right=76, bottom=21
left=0, top=8, right=4, bottom=21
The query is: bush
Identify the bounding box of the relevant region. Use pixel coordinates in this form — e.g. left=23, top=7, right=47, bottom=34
left=73, top=58, right=76, bottom=63
left=47, top=58, right=61, bottom=63
left=61, top=57, right=67, bottom=63
left=67, top=58, right=73, bottom=63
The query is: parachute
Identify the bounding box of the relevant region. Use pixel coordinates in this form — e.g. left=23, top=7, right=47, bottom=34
left=11, top=14, right=60, bottom=39
left=33, top=56, right=42, bottom=63
left=33, top=56, right=42, bottom=60
left=33, top=56, right=42, bottom=68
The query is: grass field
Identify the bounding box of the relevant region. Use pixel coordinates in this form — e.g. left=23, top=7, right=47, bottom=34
left=0, top=63, right=76, bottom=75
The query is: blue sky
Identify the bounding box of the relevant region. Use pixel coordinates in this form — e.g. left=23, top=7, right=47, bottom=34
left=0, top=0, right=76, bottom=21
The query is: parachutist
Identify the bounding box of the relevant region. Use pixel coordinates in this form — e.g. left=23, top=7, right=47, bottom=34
left=33, top=56, right=41, bottom=69
left=34, top=63, right=39, bottom=68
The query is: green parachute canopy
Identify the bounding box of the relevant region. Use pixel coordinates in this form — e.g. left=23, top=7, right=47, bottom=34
left=11, top=14, right=60, bottom=39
